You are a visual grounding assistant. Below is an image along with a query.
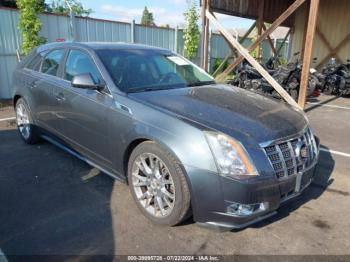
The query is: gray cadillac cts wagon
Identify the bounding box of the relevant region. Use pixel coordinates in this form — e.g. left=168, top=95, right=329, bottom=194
left=12, top=42, right=320, bottom=229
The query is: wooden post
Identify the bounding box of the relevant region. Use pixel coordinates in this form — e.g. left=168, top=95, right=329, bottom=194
left=217, top=0, right=307, bottom=82
left=201, top=0, right=209, bottom=71
left=301, top=0, right=310, bottom=58
left=256, top=0, right=265, bottom=61
left=298, top=0, right=320, bottom=108
left=206, top=10, right=300, bottom=109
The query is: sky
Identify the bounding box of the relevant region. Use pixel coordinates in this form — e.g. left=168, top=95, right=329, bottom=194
left=50, top=0, right=254, bottom=29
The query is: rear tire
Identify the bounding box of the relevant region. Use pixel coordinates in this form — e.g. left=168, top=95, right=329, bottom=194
left=290, top=89, right=298, bottom=101
left=307, top=76, right=317, bottom=96
left=15, top=98, right=41, bottom=144
left=323, top=84, right=334, bottom=95
left=127, top=141, right=191, bottom=226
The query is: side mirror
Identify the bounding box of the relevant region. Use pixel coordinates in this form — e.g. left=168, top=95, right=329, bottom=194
left=72, top=74, right=105, bottom=91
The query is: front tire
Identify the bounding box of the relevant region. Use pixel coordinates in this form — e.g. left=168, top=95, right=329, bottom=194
left=127, top=141, right=191, bottom=226
left=15, top=98, right=40, bottom=144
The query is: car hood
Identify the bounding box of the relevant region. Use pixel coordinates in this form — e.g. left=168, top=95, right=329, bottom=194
left=128, top=84, right=307, bottom=147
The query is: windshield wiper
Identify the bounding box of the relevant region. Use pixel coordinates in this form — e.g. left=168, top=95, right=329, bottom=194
left=187, top=81, right=215, bottom=87
left=127, top=86, right=176, bottom=93
left=127, top=84, right=187, bottom=93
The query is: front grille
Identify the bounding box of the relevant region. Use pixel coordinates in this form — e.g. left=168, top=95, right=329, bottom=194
left=263, top=128, right=318, bottom=179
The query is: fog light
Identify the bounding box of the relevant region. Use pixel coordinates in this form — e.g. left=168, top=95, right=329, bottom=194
left=226, top=202, right=269, bottom=217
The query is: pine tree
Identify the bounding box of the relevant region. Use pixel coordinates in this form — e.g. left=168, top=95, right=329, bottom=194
left=141, top=6, right=155, bottom=26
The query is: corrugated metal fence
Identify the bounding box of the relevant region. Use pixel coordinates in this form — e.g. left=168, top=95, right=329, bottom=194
left=0, top=7, right=288, bottom=99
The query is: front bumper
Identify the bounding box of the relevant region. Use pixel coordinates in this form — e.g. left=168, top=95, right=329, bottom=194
left=186, top=138, right=320, bottom=230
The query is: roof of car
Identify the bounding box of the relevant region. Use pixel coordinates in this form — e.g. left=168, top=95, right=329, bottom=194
left=36, top=42, right=171, bottom=53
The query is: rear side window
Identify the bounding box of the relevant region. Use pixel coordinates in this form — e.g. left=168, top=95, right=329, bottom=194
left=41, top=49, right=65, bottom=76
left=64, top=50, right=101, bottom=84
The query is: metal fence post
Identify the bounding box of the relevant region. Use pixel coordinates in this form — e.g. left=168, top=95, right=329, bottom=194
left=174, top=26, right=179, bottom=53
left=70, top=12, right=77, bottom=41
left=208, top=30, right=212, bottom=72
left=131, top=20, right=135, bottom=43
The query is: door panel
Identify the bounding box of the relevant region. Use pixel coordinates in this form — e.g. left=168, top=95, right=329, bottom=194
left=53, top=83, right=114, bottom=168
left=51, top=49, right=114, bottom=169
left=33, top=49, right=66, bottom=132
left=33, top=76, right=61, bottom=132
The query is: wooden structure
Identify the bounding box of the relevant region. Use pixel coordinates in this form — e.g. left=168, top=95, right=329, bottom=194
left=291, top=0, right=350, bottom=70
left=200, top=0, right=350, bottom=109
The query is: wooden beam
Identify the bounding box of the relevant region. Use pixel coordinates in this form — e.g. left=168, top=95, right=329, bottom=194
left=200, top=0, right=209, bottom=71
left=316, top=33, right=350, bottom=70
left=217, top=0, right=307, bottom=82
left=213, top=22, right=256, bottom=77
left=298, top=0, right=320, bottom=108
left=275, top=28, right=291, bottom=57
left=316, top=27, right=342, bottom=62
left=206, top=10, right=300, bottom=109
left=262, top=23, right=278, bottom=56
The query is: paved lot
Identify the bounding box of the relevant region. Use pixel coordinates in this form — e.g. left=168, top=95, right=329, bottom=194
left=0, top=95, right=349, bottom=256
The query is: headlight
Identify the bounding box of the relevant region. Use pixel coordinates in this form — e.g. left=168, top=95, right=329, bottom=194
left=205, top=132, right=258, bottom=179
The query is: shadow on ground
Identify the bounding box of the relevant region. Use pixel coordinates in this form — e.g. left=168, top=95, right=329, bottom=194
left=0, top=127, right=339, bottom=255
left=0, top=129, right=115, bottom=257
left=305, top=96, right=340, bottom=112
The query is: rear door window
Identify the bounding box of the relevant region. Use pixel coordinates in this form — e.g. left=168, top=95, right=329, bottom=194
left=26, top=52, right=45, bottom=71
left=41, top=49, right=65, bottom=76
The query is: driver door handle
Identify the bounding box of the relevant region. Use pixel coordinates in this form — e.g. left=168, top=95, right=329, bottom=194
left=56, top=92, right=65, bottom=102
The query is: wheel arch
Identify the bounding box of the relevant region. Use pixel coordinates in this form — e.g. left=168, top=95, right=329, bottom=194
left=123, top=138, right=150, bottom=178
left=13, top=94, right=22, bottom=107
left=122, top=136, right=194, bottom=192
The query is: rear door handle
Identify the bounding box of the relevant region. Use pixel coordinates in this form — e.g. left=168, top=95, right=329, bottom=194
left=56, top=93, right=65, bottom=102
left=28, top=81, right=38, bottom=89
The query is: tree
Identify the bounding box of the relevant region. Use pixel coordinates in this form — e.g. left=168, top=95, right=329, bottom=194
left=17, top=0, right=46, bottom=55
left=0, top=0, right=17, bottom=8
left=141, top=6, right=155, bottom=26
left=46, top=0, right=92, bottom=17
left=183, top=0, right=200, bottom=60
left=0, top=0, right=46, bottom=9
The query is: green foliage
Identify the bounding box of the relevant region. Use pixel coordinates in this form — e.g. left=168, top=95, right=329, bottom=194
left=141, top=7, right=155, bottom=26
left=46, top=0, right=92, bottom=17
left=279, top=57, right=288, bottom=66
left=183, top=0, right=200, bottom=60
left=212, top=58, right=229, bottom=74
left=17, top=0, right=46, bottom=55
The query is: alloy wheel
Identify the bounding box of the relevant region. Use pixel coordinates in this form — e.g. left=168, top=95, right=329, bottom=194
left=16, top=103, right=31, bottom=140
left=131, top=153, right=175, bottom=218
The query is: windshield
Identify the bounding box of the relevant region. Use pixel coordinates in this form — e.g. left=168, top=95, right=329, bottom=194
left=96, top=49, right=215, bottom=92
